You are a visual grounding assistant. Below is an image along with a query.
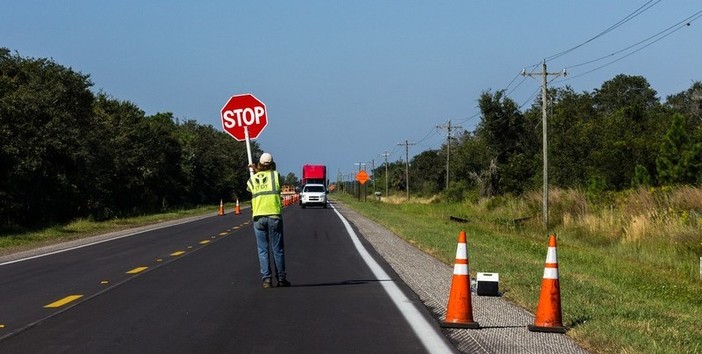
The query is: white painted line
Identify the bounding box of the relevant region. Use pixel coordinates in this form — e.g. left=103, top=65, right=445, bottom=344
left=331, top=204, right=455, bottom=354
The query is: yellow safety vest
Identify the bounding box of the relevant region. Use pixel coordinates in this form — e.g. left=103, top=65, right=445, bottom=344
left=247, top=170, right=282, bottom=218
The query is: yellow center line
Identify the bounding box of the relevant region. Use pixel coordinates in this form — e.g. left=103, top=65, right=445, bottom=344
left=171, top=251, right=185, bottom=256
left=218, top=232, right=228, bottom=236
left=126, top=266, right=149, bottom=274
left=44, top=295, right=83, bottom=308
left=200, top=240, right=210, bottom=245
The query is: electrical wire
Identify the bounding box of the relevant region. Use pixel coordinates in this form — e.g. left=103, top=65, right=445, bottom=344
left=560, top=9, right=702, bottom=82
left=543, top=0, right=661, bottom=63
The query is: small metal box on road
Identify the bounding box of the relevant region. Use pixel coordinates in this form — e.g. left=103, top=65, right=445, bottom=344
left=476, top=272, right=499, bottom=296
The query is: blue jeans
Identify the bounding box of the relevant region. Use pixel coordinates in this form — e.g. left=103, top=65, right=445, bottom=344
left=253, top=216, right=286, bottom=281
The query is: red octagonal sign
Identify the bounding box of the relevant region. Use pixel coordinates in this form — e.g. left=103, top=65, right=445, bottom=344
left=220, top=93, right=268, bottom=141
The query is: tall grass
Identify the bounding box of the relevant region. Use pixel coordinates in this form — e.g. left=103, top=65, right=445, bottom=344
left=336, top=185, right=702, bottom=354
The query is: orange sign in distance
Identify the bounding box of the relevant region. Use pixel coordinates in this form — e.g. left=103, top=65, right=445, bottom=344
left=356, top=170, right=369, bottom=184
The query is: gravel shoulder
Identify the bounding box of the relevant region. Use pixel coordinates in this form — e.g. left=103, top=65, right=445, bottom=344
left=333, top=201, right=590, bottom=354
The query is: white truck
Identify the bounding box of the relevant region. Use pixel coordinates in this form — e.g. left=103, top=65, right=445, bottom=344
left=299, top=183, right=327, bottom=208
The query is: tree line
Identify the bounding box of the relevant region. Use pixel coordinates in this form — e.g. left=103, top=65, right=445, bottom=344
left=373, top=75, right=702, bottom=201
left=0, top=48, right=258, bottom=229
left=3, top=48, right=701, bottom=228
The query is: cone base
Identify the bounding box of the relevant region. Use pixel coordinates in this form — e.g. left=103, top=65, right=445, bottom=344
left=528, top=324, right=567, bottom=333
left=440, top=321, right=480, bottom=329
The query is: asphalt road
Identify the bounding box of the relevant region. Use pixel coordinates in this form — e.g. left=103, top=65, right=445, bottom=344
left=0, top=203, right=456, bottom=353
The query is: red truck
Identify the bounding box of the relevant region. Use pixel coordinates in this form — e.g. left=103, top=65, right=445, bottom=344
left=301, top=164, right=327, bottom=187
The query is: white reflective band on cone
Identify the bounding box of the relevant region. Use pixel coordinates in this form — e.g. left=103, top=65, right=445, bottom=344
left=453, top=263, right=469, bottom=275
left=542, top=267, right=559, bottom=279
left=546, top=247, right=557, bottom=263
left=455, top=243, right=467, bottom=258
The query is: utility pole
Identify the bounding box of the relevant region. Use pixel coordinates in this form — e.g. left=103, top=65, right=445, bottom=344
left=381, top=151, right=390, bottom=198
left=354, top=162, right=366, bottom=200
left=371, top=159, right=376, bottom=194
left=397, top=140, right=415, bottom=201
left=522, top=60, right=566, bottom=230
left=437, top=120, right=462, bottom=190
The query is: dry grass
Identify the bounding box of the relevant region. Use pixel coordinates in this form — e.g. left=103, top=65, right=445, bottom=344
left=379, top=194, right=440, bottom=205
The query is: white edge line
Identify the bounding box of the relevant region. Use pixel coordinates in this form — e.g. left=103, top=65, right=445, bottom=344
left=331, top=204, right=455, bottom=354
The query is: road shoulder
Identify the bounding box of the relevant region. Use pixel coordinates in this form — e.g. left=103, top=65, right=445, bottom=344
left=333, top=201, right=589, bottom=354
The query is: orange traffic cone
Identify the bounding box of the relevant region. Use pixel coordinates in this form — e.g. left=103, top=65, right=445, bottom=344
left=440, top=230, right=480, bottom=329
left=235, top=199, right=241, bottom=215
left=218, top=199, right=225, bottom=216
left=528, top=234, right=567, bottom=333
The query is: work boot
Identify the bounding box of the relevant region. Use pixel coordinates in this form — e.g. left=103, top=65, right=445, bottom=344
left=277, top=279, right=291, bottom=287
left=262, top=278, right=273, bottom=288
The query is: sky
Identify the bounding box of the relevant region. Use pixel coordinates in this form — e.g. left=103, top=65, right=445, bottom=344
left=2, top=1, right=701, bottom=182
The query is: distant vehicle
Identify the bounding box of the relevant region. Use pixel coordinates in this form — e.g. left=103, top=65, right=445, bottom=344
left=299, top=183, right=327, bottom=208
left=301, top=164, right=327, bottom=187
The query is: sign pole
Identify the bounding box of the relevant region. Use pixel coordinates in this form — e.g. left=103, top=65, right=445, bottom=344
left=244, top=126, right=254, bottom=177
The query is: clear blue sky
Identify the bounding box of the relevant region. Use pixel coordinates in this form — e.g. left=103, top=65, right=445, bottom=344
left=3, top=1, right=701, bottom=181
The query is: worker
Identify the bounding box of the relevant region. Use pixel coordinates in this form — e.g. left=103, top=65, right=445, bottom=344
left=246, top=152, right=290, bottom=288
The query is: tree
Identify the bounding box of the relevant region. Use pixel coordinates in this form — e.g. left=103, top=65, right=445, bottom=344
left=588, top=75, right=663, bottom=190
left=657, top=113, right=702, bottom=185
left=174, top=120, right=256, bottom=204
left=0, top=48, right=96, bottom=225
left=282, top=172, right=298, bottom=187
left=409, top=149, right=444, bottom=196
left=475, top=90, right=539, bottom=194
left=547, top=87, right=595, bottom=188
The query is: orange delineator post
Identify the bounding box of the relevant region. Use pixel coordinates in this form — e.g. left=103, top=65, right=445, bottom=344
left=218, top=199, right=225, bottom=216
left=235, top=199, right=241, bottom=215
left=440, top=230, right=480, bottom=329
left=528, top=234, right=567, bottom=333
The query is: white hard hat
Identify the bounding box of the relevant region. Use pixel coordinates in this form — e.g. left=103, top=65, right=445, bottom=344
left=259, top=152, right=273, bottom=165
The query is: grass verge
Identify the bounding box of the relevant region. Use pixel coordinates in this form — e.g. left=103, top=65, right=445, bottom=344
left=0, top=205, right=220, bottom=257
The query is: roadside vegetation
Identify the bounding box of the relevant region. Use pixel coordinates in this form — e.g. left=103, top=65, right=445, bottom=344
left=334, top=187, right=702, bottom=354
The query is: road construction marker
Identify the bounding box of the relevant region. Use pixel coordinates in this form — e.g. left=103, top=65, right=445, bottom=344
left=126, top=266, right=149, bottom=274
left=44, top=295, right=83, bottom=308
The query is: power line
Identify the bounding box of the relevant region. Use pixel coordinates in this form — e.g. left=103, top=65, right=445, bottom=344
left=543, top=0, right=662, bottom=63
left=560, top=9, right=702, bottom=82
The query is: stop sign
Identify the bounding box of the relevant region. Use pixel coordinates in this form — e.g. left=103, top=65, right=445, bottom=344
left=220, top=94, right=268, bottom=141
